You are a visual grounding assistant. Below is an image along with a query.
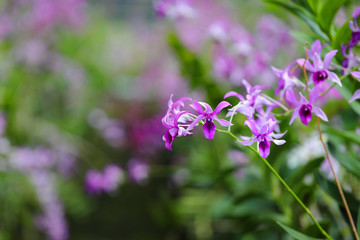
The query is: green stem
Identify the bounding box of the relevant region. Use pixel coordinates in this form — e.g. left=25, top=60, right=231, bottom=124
left=215, top=128, right=334, bottom=240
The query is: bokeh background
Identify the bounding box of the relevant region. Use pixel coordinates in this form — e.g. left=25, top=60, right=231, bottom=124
left=1, top=0, right=360, bottom=240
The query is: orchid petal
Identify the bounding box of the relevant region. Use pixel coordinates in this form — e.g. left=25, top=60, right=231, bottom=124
left=214, top=116, right=232, bottom=127
left=238, top=138, right=255, bottom=146
left=309, top=40, right=322, bottom=58
left=312, top=106, right=328, bottom=122
left=350, top=71, right=360, bottom=80
left=267, top=119, right=277, bottom=134
left=327, top=71, right=342, bottom=87
left=199, top=102, right=213, bottom=114
left=309, top=84, right=323, bottom=104
left=244, top=120, right=259, bottom=135
left=271, top=66, right=283, bottom=77
left=203, top=120, right=216, bottom=139
left=323, top=50, right=337, bottom=69
left=289, top=107, right=300, bottom=125
left=236, top=105, right=254, bottom=119
left=258, top=139, right=270, bottom=158
left=272, top=139, right=286, bottom=145
left=297, top=58, right=315, bottom=72
left=224, top=91, right=244, bottom=101
left=349, top=89, right=360, bottom=103
left=187, top=115, right=204, bottom=131
left=285, top=89, right=300, bottom=106
left=213, top=101, right=231, bottom=115
left=190, top=101, right=205, bottom=114
left=270, top=131, right=287, bottom=139
left=242, top=79, right=252, bottom=93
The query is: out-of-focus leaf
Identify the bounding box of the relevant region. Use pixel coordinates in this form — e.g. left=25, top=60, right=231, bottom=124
left=315, top=172, right=360, bottom=212
left=287, top=157, right=324, bottom=185
left=317, top=0, right=345, bottom=37
left=357, top=205, right=360, bottom=234
left=265, top=0, right=329, bottom=40
left=277, top=222, right=323, bottom=240
left=322, top=126, right=360, bottom=145
left=332, top=19, right=352, bottom=62
left=336, top=83, right=360, bottom=115
left=327, top=140, right=360, bottom=179
left=307, top=0, right=322, bottom=15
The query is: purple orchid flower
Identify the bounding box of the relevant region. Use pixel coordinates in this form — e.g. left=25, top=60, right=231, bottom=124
left=187, top=101, right=232, bottom=139
left=340, top=44, right=360, bottom=75
left=297, top=48, right=341, bottom=87
left=239, top=119, right=286, bottom=158
left=224, top=80, right=271, bottom=119
left=162, top=111, right=191, bottom=150
left=286, top=85, right=328, bottom=126
left=212, top=45, right=236, bottom=80
left=153, top=0, right=195, bottom=20
left=349, top=8, right=360, bottom=47
left=349, top=71, right=360, bottom=103
left=272, top=61, right=304, bottom=98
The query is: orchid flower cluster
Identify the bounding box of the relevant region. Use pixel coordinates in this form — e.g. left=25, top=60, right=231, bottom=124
left=343, top=7, right=360, bottom=103
left=160, top=34, right=355, bottom=159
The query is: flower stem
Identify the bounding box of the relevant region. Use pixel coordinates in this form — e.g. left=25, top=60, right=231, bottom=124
left=315, top=117, right=360, bottom=240
left=215, top=128, right=334, bottom=240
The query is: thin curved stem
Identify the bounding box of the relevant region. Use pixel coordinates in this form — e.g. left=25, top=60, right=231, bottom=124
left=316, top=118, right=359, bottom=240
left=215, top=128, right=334, bottom=240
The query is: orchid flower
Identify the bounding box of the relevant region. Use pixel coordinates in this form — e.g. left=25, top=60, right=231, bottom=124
left=162, top=111, right=192, bottom=150
left=213, top=46, right=236, bottom=80
left=349, top=72, right=360, bottom=103
left=272, top=62, right=304, bottom=98
left=239, top=119, right=286, bottom=158
left=224, top=80, right=271, bottom=119
left=286, top=86, right=328, bottom=126
left=340, top=44, right=360, bottom=75
left=349, top=8, right=360, bottom=47
left=297, top=47, right=341, bottom=87
left=187, top=101, right=232, bottom=139
left=153, top=0, right=195, bottom=20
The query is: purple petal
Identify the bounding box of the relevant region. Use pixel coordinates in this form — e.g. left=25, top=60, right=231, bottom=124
left=309, top=40, right=322, bottom=58
left=259, top=123, right=269, bottom=135
left=236, top=105, right=254, bottom=119
left=203, top=120, right=216, bottom=139
left=350, top=20, right=358, bottom=32
left=299, top=104, right=313, bottom=126
left=312, top=106, right=328, bottom=122
left=313, top=53, right=323, bottom=70
left=327, top=71, right=342, bottom=87
left=190, top=101, right=205, bottom=114
left=323, top=50, right=337, bottom=69
left=214, top=116, right=232, bottom=127
left=289, top=107, right=300, bottom=125
left=199, top=102, right=213, bottom=114
left=270, top=131, right=287, bottom=139
left=187, top=115, right=204, bottom=131
left=349, top=89, right=360, bottom=103
left=164, top=128, right=178, bottom=151
left=242, top=79, right=252, bottom=93
left=266, top=119, right=277, bottom=134
left=213, top=101, right=231, bottom=115
left=258, top=139, right=271, bottom=158
left=353, top=7, right=360, bottom=19
left=350, top=71, right=360, bottom=80
left=297, top=58, right=315, bottom=72
left=285, top=89, right=300, bottom=106
left=244, top=120, right=259, bottom=135
left=239, top=138, right=255, bottom=146
left=271, top=66, right=283, bottom=77
left=173, top=111, right=190, bottom=127
left=224, top=91, right=244, bottom=101
left=309, top=84, right=323, bottom=104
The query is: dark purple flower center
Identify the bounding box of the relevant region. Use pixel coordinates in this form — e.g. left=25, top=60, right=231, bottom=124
left=299, top=104, right=313, bottom=126
left=342, top=58, right=349, bottom=68
left=312, top=70, right=328, bottom=85
left=350, top=32, right=360, bottom=47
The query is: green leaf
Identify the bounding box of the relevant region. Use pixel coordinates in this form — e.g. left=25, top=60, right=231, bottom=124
left=287, top=157, right=324, bottom=185
left=357, top=205, right=360, bottom=234
left=317, top=0, right=346, bottom=38
left=322, top=126, right=360, bottom=146
left=277, top=222, right=324, bottom=240
left=332, top=19, right=353, bottom=62
left=315, top=172, right=360, bottom=213
left=307, top=0, right=322, bottom=15
left=336, top=83, right=360, bottom=115
left=265, top=0, right=329, bottom=40
left=327, top=140, right=360, bottom=179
